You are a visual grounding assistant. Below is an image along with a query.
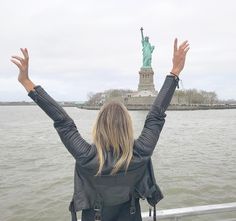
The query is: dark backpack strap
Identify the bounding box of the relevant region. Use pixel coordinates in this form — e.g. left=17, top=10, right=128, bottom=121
left=130, top=192, right=136, bottom=215
left=94, top=193, right=103, bottom=221
left=148, top=205, right=157, bottom=221
left=153, top=204, right=157, bottom=221
left=69, top=201, right=77, bottom=221
left=149, top=206, right=152, bottom=217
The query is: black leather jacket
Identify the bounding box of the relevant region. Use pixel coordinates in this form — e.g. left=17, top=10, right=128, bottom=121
left=28, top=75, right=179, bottom=220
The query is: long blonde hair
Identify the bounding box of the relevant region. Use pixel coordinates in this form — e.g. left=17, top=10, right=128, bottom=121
left=92, top=101, right=134, bottom=175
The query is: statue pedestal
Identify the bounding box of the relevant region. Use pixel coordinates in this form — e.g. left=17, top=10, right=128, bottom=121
left=124, top=67, right=157, bottom=108
left=138, top=68, right=155, bottom=92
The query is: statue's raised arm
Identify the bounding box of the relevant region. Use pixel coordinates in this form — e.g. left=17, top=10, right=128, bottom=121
left=140, top=27, right=145, bottom=43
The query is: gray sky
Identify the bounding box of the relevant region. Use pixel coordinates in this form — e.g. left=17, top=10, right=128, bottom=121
left=1, top=0, right=236, bottom=101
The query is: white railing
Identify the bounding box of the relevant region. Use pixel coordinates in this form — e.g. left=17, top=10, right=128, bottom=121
left=142, top=202, right=236, bottom=220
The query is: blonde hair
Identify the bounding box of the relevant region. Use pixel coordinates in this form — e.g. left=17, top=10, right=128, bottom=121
left=92, top=101, right=134, bottom=175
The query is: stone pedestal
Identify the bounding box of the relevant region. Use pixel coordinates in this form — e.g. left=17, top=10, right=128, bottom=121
left=138, top=68, right=155, bottom=92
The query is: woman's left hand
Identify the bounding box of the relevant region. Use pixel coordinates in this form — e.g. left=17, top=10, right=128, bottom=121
left=11, top=48, right=30, bottom=83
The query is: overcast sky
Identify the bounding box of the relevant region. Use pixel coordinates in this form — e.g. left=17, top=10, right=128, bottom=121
left=1, top=0, right=236, bottom=101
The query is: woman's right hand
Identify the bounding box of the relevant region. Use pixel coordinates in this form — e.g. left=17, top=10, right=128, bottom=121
left=11, top=48, right=30, bottom=83
left=11, top=48, right=36, bottom=92
left=171, top=38, right=190, bottom=76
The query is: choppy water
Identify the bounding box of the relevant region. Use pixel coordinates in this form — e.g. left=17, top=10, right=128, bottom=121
left=0, top=106, right=235, bottom=221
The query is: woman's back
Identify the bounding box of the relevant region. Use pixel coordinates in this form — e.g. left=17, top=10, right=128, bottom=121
left=11, top=38, right=189, bottom=221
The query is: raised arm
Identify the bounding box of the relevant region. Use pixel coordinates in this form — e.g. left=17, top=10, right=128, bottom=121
left=134, top=38, right=190, bottom=157
left=11, top=49, right=94, bottom=162
left=141, top=27, right=145, bottom=41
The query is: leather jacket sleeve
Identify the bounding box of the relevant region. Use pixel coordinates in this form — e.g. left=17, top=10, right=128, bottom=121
left=28, top=86, right=93, bottom=160
left=134, top=75, right=179, bottom=157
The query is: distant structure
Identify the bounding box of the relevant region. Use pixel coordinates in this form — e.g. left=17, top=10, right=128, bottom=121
left=138, top=67, right=155, bottom=92
left=140, top=27, right=155, bottom=68
left=124, top=27, right=157, bottom=109
left=81, top=28, right=236, bottom=110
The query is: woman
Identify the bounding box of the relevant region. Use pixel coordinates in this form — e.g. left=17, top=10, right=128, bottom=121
left=11, top=38, right=189, bottom=221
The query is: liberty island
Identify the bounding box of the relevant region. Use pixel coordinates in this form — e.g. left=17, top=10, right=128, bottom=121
left=75, top=28, right=236, bottom=110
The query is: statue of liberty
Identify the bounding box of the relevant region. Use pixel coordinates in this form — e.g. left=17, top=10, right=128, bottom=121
left=140, top=27, right=155, bottom=68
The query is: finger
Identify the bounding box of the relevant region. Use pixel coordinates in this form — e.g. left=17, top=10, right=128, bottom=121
left=182, top=43, right=190, bottom=51
left=184, top=47, right=190, bottom=54
left=174, top=38, right=178, bottom=53
left=10, top=59, right=22, bottom=69
left=11, top=56, right=24, bottom=63
left=20, top=48, right=29, bottom=60
left=179, top=40, right=188, bottom=49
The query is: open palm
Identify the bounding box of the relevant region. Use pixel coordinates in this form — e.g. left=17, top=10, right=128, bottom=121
left=11, top=48, right=29, bottom=83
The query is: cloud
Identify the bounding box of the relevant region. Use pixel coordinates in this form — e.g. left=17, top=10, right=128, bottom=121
left=1, top=0, right=236, bottom=101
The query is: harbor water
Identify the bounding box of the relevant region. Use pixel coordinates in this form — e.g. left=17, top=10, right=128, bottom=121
left=0, top=106, right=236, bottom=220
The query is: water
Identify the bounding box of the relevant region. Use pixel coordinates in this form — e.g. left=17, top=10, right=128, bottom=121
left=0, top=106, right=236, bottom=221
